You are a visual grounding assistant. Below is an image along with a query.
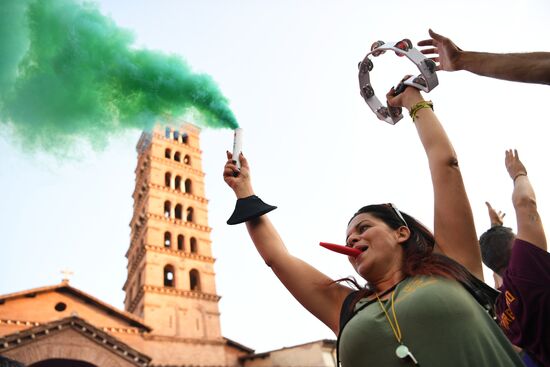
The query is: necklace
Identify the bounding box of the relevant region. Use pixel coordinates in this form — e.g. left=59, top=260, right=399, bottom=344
left=375, top=289, right=419, bottom=365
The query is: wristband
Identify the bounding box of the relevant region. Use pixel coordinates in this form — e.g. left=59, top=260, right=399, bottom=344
left=513, top=173, right=527, bottom=183
left=409, top=100, right=434, bottom=122
left=227, top=195, right=277, bottom=225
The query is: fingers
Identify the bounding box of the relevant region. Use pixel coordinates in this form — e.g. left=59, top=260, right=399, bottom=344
left=428, top=28, right=444, bottom=41
left=225, top=150, right=247, bottom=165
left=504, top=148, right=528, bottom=180
left=417, top=39, right=435, bottom=47
left=386, top=87, right=399, bottom=107
left=417, top=29, right=444, bottom=46
left=226, top=150, right=249, bottom=166
left=505, top=149, right=512, bottom=161
left=223, top=161, right=238, bottom=176
left=223, top=164, right=235, bottom=177
left=420, top=47, right=438, bottom=55
left=505, top=148, right=519, bottom=162
left=224, top=151, right=239, bottom=176
left=225, top=151, right=236, bottom=168
left=224, top=151, right=251, bottom=182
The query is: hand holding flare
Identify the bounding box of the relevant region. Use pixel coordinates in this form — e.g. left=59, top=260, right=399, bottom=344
left=319, top=242, right=362, bottom=258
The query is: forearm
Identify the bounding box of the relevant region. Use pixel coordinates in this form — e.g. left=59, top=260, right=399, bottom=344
left=245, top=215, right=349, bottom=333
left=223, top=154, right=349, bottom=331
left=512, top=175, right=537, bottom=210
left=245, top=215, right=291, bottom=267
left=512, top=175, right=547, bottom=251
left=412, top=108, right=483, bottom=279
left=458, top=51, right=550, bottom=85
left=412, top=108, right=456, bottom=163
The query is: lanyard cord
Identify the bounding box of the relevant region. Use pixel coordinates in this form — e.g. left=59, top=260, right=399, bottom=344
left=336, top=282, right=401, bottom=366
left=375, top=290, right=402, bottom=344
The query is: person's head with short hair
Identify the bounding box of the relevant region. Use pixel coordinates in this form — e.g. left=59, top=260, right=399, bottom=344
left=479, top=226, right=515, bottom=276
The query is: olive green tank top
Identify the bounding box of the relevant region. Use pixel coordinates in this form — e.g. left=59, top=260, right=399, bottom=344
left=339, top=276, right=524, bottom=367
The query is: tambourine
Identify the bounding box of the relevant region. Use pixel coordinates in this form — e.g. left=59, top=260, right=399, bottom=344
left=358, top=39, right=439, bottom=124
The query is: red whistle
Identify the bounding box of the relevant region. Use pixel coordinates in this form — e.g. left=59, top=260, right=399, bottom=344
left=319, top=242, right=362, bottom=258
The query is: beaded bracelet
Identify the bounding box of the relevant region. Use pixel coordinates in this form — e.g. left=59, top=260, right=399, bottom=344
left=409, top=100, right=434, bottom=122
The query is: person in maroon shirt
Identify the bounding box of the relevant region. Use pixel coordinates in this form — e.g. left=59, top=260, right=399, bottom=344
left=479, top=150, right=550, bottom=366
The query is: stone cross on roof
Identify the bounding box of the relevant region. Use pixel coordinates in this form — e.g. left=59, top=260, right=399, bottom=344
left=61, top=268, right=74, bottom=283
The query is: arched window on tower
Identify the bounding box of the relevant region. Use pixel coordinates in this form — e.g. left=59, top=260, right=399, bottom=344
left=183, top=155, right=191, bottom=165
left=173, top=130, right=179, bottom=141
left=181, top=133, right=188, bottom=144
left=165, top=148, right=171, bottom=159
left=165, top=127, right=171, bottom=139
left=175, top=176, right=182, bottom=191
left=164, top=265, right=175, bottom=287
left=190, top=237, right=198, bottom=253
left=177, top=235, right=184, bottom=251
left=189, top=269, right=200, bottom=291
left=186, top=207, right=194, bottom=222
left=184, top=179, right=192, bottom=194
left=164, top=201, right=171, bottom=218
left=175, top=204, right=183, bottom=220
left=164, top=232, right=171, bottom=248
left=164, top=172, right=171, bottom=188
left=174, top=152, right=181, bottom=162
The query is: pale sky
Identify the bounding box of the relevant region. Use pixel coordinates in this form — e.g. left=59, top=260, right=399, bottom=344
left=1, top=0, right=549, bottom=353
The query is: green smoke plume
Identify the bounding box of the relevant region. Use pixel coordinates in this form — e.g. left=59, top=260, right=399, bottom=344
left=0, top=0, right=238, bottom=154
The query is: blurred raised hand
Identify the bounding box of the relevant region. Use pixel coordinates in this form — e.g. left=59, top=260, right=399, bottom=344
left=485, top=201, right=505, bottom=227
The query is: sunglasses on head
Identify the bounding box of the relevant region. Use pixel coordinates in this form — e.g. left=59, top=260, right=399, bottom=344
left=387, top=203, right=409, bottom=228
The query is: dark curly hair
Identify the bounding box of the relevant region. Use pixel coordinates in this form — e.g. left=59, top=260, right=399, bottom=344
left=479, top=225, right=515, bottom=275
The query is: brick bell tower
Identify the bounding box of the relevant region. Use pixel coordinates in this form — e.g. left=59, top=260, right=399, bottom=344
left=123, top=123, right=222, bottom=342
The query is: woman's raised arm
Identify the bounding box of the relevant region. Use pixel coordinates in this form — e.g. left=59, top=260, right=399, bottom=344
left=387, top=86, right=484, bottom=280
left=223, top=151, right=352, bottom=334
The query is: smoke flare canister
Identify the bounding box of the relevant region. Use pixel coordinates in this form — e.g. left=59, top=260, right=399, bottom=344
left=232, top=128, right=243, bottom=169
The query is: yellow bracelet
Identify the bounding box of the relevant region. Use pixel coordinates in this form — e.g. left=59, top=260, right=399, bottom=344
left=409, top=100, right=434, bottom=122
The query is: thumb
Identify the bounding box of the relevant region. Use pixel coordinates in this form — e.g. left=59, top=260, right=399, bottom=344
left=485, top=201, right=493, bottom=210
left=429, top=29, right=443, bottom=41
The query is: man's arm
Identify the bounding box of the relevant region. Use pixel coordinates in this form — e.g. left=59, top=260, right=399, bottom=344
left=418, top=29, right=550, bottom=85
left=505, top=149, right=547, bottom=251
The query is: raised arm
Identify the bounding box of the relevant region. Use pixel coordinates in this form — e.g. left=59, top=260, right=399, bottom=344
left=505, top=149, right=547, bottom=250
left=417, top=29, right=550, bottom=85
left=486, top=201, right=506, bottom=228
left=387, top=86, right=483, bottom=280
left=223, top=151, right=351, bottom=334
